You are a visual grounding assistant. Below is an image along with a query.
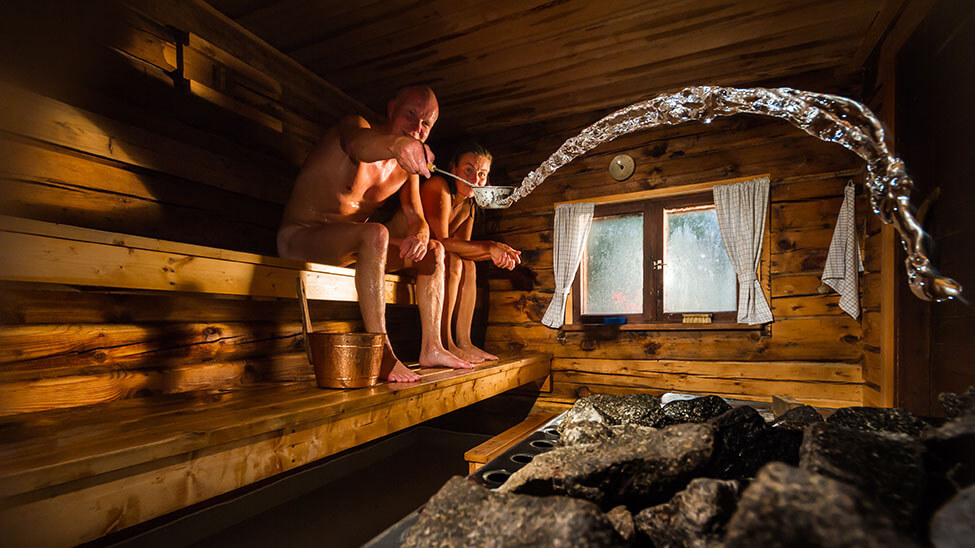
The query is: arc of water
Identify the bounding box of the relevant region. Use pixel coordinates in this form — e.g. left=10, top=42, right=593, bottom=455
left=499, top=86, right=962, bottom=303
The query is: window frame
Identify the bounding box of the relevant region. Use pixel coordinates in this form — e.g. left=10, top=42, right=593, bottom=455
left=564, top=175, right=771, bottom=331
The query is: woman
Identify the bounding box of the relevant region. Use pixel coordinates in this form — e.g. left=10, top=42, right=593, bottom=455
left=418, top=141, right=520, bottom=363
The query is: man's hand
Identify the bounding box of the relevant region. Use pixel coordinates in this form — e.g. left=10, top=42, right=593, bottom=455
left=399, top=230, right=430, bottom=262
left=392, top=137, right=433, bottom=178
left=489, top=242, right=521, bottom=270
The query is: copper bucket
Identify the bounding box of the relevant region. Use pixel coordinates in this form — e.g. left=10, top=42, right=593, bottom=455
left=297, top=278, right=384, bottom=389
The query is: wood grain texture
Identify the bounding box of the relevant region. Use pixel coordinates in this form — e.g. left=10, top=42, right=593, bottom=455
left=0, top=353, right=551, bottom=546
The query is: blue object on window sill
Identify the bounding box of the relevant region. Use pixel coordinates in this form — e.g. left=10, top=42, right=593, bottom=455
left=604, top=317, right=627, bottom=325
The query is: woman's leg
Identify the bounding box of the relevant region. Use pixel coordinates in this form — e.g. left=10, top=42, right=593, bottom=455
left=444, top=253, right=487, bottom=363
left=456, top=259, right=498, bottom=361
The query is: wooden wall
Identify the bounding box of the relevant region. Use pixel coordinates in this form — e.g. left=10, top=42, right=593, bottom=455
left=0, top=0, right=423, bottom=417
left=479, top=114, right=874, bottom=409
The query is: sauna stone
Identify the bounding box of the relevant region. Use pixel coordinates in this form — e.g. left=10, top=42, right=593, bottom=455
left=939, top=386, right=975, bottom=420
left=558, top=394, right=664, bottom=433
left=929, top=484, right=975, bottom=548
left=826, top=406, right=930, bottom=437
left=723, top=463, right=918, bottom=548
left=657, top=395, right=732, bottom=427
left=605, top=505, right=635, bottom=543
left=634, top=477, right=743, bottom=547
left=770, top=404, right=824, bottom=430
left=707, top=405, right=791, bottom=479
left=799, top=422, right=925, bottom=532
left=401, top=477, right=626, bottom=547
left=923, top=414, right=975, bottom=506
left=501, top=423, right=714, bottom=509
left=560, top=420, right=618, bottom=447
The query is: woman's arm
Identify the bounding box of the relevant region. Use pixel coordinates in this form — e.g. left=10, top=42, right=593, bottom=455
left=419, top=181, right=520, bottom=269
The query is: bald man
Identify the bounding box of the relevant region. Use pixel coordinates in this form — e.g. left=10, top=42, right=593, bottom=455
left=278, top=86, right=471, bottom=382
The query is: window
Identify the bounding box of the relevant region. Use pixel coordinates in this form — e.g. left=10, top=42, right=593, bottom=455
left=572, top=190, right=752, bottom=326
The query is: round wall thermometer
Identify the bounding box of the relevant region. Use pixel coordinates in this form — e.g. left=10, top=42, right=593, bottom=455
left=609, top=154, right=635, bottom=181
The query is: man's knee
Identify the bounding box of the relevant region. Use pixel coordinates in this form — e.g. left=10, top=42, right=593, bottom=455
left=417, top=239, right=445, bottom=274
left=360, top=223, right=389, bottom=252
left=462, top=259, right=476, bottom=278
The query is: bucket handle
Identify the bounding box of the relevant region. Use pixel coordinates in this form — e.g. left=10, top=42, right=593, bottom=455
left=296, top=276, right=315, bottom=365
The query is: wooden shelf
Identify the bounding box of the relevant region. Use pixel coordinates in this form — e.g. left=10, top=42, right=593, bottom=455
left=562, top=322, right=764, bottom=332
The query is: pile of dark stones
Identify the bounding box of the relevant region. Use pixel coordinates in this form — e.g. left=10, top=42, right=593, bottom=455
left=402, top=388, right=975, bottom=547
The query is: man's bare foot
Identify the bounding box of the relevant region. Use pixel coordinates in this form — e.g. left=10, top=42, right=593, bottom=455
left=460, top=344, right=498, bottom=362
left=419, top=346, right=474, bottom=369
left=386, top=361, right=421, bottom=382
left=448, top=345, right=487, bottom=364
left=379, top=346, right=421, bottom=382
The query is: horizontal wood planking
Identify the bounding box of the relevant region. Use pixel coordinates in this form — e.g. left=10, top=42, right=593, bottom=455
left=552, top=359, right=862, bottom=404
left=0, top=353, right=550, bottom=546
left=0, top=137, right=282, bottom=254
left=0, top=82, right=292, bottom=204
left=0, top=217, right=415, bottom=305
left=485, top=318, right=860, bottom=362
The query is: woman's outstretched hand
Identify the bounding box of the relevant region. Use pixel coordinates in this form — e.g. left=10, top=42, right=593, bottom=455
left=489, top=242, right=521, bottom=270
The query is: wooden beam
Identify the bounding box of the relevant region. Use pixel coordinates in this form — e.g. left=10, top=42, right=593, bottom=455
left=464, top=412, right=559, bottom=473
left=0, top=353, right=551, bottom=546
left=0, top=216, right=414, bottom=304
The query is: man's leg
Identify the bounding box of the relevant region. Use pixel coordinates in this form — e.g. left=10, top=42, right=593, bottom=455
left=456, top=259, right=498, bottom=361
left=279, top=222, right=420, bottom=382
left=388, top=239, right=472, bottom=369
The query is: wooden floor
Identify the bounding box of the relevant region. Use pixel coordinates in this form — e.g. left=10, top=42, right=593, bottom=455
left=0, top=353, right=551, bottom=547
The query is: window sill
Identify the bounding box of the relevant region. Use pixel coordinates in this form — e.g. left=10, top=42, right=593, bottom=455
left=562, top=322, right=764, bottom=332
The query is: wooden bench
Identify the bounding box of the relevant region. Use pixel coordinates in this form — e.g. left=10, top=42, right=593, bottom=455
left=0, top=215, right=414, bottom=305
left=0, top=353, right=551, bottom=546
left=465, top=412, right=561, bottom=473
left=0, top=215, right=554, bottom=545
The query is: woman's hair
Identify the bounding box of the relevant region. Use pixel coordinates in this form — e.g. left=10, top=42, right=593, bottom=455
left=445, top=140, right=492, bottom=195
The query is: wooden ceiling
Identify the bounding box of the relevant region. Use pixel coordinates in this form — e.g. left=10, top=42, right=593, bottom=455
left=208, top=0, right=888, bottom=169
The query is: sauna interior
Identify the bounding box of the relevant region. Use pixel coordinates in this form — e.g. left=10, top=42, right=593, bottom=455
left=0, top=1, right=972, bottom=546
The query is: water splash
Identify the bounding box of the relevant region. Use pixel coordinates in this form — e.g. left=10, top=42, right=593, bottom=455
left=497, top=86, right=962, bottom=303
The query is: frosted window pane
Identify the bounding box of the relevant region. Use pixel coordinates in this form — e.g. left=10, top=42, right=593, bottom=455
left=583, top=214, right=643, bottom=315
left=663, top=206, right=737, bottom=313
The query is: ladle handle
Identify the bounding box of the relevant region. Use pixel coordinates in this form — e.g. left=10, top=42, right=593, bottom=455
left=296, top=276, right=314, bottom=365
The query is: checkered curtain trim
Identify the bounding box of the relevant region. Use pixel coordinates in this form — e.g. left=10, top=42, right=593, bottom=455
left=821, top=181, right=863, bottom=318
left=542, top=202, right=594, bottom=328
left=713, top=176, right=774, bottom=325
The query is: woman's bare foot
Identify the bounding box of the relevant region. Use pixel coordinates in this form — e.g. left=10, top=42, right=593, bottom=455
left=448, top=345, right=487, bottom=364
left=419, top=346, right=474, bottom=369
left=460, top=344, right=498, bottom=362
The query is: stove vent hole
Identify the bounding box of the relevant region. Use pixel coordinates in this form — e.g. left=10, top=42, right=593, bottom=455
left=529, top=439, right=555, bottom=449
left=483, top=470, right=512, bottom=484
left=510, top=453, right=534, bottom=464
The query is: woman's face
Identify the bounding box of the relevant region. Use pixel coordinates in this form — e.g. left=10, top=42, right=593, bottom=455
left=451, top=152, right=491, bottom=198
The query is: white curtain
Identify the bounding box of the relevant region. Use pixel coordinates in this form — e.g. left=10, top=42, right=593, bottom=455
left=541, top=202, right=594, bottom=328
left=713, top=176, right=773, bottom=325
left=821, top=181, right=863, bottom=318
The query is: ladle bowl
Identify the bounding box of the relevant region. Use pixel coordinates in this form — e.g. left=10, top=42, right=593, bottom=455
left=472, top=186, right=514, bottom=209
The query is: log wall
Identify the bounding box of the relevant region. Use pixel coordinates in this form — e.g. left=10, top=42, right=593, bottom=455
left=0, top=0, right=417, bottom=416
left=479, top=115, right=875, bottom=409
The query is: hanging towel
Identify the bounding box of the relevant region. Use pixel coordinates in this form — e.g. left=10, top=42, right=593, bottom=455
left=822, top=181, right=864, bottom=318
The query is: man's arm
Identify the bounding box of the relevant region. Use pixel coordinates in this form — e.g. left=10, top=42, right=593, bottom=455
left=397, top=174, right=431, bottom=262
left=337, top=115, right=433, bottom=178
